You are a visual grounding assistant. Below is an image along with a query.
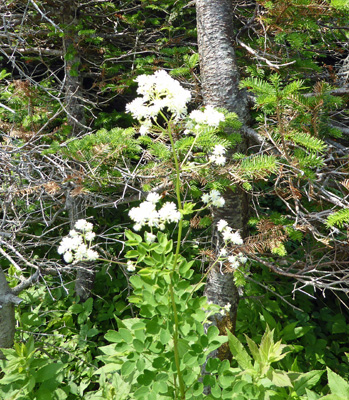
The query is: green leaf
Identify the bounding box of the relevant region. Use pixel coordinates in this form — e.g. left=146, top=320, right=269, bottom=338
left=125, top=250, right=139, bottom=258
left=280, top=323, right=312, bottom=341
left=125, top=230, right=143, bottom=243
left=305, top=388, right=321, bottom=400
left=105, top=330, right=121, bottom=343
left=294, top=370, right=324, bottom=396
left=327, top=368, right=349, bottom=398
left=245, top=335, right=261, bottom=363
left=227, top=329, right=253, bottom=369
left=182, top=202, right=195, bottom=215
left=121, top=360, right=136, bottom=376
left=271, top=370, right=292, bottom=387
left=35, top=363, right=64, bottom=383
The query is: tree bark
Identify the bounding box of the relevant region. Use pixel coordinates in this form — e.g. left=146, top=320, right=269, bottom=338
left=61, top=1, right=94, bottom=301
left=0, top=268, right=22, bottom=359
left=196, top=0, right=250, bottom=364
left=61, top=0, right=86, bottom=137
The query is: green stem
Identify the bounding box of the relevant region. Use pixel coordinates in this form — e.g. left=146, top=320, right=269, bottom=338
left=166, top=118, right=186, bottom=399
left=167, top=122, right=183, bottom=268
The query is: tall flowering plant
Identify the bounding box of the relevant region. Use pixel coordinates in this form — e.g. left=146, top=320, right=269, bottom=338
left=63, top=71, right=249, bottom=399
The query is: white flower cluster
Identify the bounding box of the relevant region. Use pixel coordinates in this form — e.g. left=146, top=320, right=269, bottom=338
left=126, top=260, right=136, bottom=272
left=216, top=220, right=247, bottom=270
left=228, top=253, right=248, bottom=270
left=219, top=303, right=231, bottom=316
left=58, top=219, right=98, bottom=264
left=189, top=105, right=225, bottom=128
left=209, top=144, right=226, bottom=166
left=201, top=189, right=225, bottom=208
left=129, top=192, right=181, bottom=231
left=217, top=219, right=243, bottom=245
left=126, top=70, right=191, bottom=134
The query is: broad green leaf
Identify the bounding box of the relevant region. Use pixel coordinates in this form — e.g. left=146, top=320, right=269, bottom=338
left=327, top=368, right=349, bottom=398
left=121, top=360, right=135, bottom=376
left=280, top=323, right=312, bottom=341
left=227, top=329, right=253, bottom=369
left=271, top=370, right=292, bottom=387
left=35, top=363, right=64, bottom=383
left=294, top=370, right=324, bottom=395
left=245, top=335, right=261, bottom=363
left=104, top=330, right=121, bottom=343
left=125, top=230, right=142, bottom=243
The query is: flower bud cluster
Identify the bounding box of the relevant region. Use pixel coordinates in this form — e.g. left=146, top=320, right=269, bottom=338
left=129, top=192, right=181, bottom=231
left=201, top=189, right=225, bottom=208
left=58, top=219, right=98, bottom=264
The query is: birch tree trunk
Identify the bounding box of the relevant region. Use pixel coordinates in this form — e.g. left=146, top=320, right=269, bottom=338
left=196, top=0, right=249, bottom=361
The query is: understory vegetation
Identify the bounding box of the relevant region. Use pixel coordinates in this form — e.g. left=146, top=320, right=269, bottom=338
left=0, top=0, right=348, bottom=399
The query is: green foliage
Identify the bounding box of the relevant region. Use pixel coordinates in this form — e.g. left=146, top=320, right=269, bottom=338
left=226, top=325, right=324, bottom=398
left=1, top=2, right=348, bottom=399
left=326, top=209, right=349, bottom=228
left=65, top=127, right=139, bottom=162
left=0, top=337, right=66, bottom=399
left=320, top=368, right=349, bottom=399
left=93, top=230, right=228, bottom=399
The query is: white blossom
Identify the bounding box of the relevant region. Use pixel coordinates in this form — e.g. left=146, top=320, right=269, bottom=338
left=210, top=154, right=226, bottom=166
left=126, top=70, right=191, bottom=123
left=63, top=251, right=74, bottom=264
left=139, top=124, right=150, bottom=136
left=75, top=244, right=89, bottom=261
left=189, top=105, right=225, bottom=127
left=201, top=189, right=225, bottom=208
left=133, top=223, right=142, bottom=231
left=228, top=252, right=247, bottom=269
left=58, top=221, right=98, bottom=264
left=129, top=201, right=158, bottom=226
left=222, top=229, right=243, bottom=245
left=129, top=199, right=181, bottom=231
left=146, top=192, right=161, bottom=204
left=230, top=231, right=244, bottom=245
left=219, top=248, right=227, bottom=257
left=222, top=227, right=233, bottom=242
left=85, top=231, right=96, bottom=241
left=217, top=219, right=229, bottom=232
left=86, top=249, right=99, bottom=261
left=212, top=197, right=225, bottom=208
left=58, top=235, right=83, bottom=255
left=145, top=232, right=156, bottom=244
left=159, top=202, right=181, bottom=223
left=238, top=254, right=248, bottom=264
left=201, top=193, right=211, bottom=204
left=75, top=219, right=93, bottom=232
left=126, top=260, right=136, bottom=272
left=209, top=145, right=227, bottom=166
left=212, top=144, right=226, bottom=156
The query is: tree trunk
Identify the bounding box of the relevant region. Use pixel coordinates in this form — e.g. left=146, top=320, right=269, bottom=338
left=61, top=1, right=93, bottom=301
left=0, top=268, right=22, bottom=359
left=61, top=0, right=86, bottom=137
left=196, top=0, right=249, bottom=362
